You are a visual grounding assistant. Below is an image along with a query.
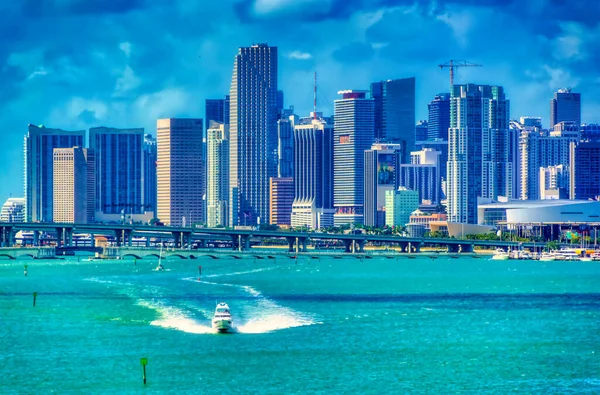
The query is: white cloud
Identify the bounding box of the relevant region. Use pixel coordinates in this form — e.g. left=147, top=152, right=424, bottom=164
left=288, top=50, right=312, bottom=60
left=253, top=0, right=326, bottom=15
left=27, top=67, right=49, bottom=80
left=543, top=65, right=581, bottom=90
left=436, top=10, right=474, bottom=48
left=114, top=65, right=141, bottom=96
left=119, top=41, right=132, bottom=58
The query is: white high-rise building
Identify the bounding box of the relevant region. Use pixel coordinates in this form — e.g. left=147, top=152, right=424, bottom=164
left=206, top=122, right=229, bottom=228
left=229, top=43, right=278, bottom=227
left=0, top=198, right=25, bottom=222
left=447, top=84, right=511, bottom=224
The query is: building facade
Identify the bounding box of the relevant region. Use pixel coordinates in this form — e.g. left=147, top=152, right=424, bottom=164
left=291, top=117, right=334, bottom=229
left=0, top=198, right=25, bottom=222
left=399, top=148, right=441, bottom=205
left=334, top=90, right=374, bottom=226
left=229, top=43, right=279, bottom=226
left=415, top=120, right=428, bottom=142
left=269, top=177, right=294, bottom=227
left=88, top=127, right=144, bottom=216
left=446, top=84, right=511, bottom=224
left=24, top=124, right=85, bottom=222
left=363, top=143, right=401, bottom=227
left=574, top=142, right=600, bottom=200
left=371, top=78, right=415, bottom=162
left=143, top=134, right=157, bottom=214
left=428, top=93, right=450, bottom=141
left=206, top=122, right=229, bottom=228
left=157, top=118, right=204, bottom=226
left=277, top=109, right=296, bottom=178
left=52, top=147, right=94, bottom=223
left=550, top=88, right=581, bottom=128
left=385, top=187, right=419, bottom=227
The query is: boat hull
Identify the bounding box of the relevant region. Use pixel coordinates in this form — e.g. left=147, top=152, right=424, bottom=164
left=212, top=319, right=233, bottom=333
left=491, top=255, right=509, bottom=260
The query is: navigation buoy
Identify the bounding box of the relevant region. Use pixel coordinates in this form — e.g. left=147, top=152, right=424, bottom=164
left=24, top=264, right=28, bottom=277
left=32, top=292, right=37, bottom=307
left=198, top=265, right=202, bottom=281
left=140, top=357, right=148, bottom=385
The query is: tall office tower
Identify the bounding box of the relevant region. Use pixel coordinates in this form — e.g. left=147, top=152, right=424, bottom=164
left=53, top=147, right=95, bottom=223
left=206, top=122, right=229, bottom=228
left=0, top=198, right=25, bottom=222
left=385, top=187, right=420, bottom=227
left=291, top=117, right=334, bottom=229
left=573, top=142, right=600, bottom=200
left=428, top=93, right=451, bottom=140
left=334, top=90, right=374, bottom=226
left=447, top=84, right=511, bottom=224
left=157, top=118, right=204, bottom=226
left=550, top=88, right=581, bottom=128
left=88, top=127, right=144, bottom=216
left=143, top=134, right=157, bottom=214
left=541, top=122, right=580, bottom=199
left=363, top=143, right=401, bottom=227
left=269, top=177, right=294, bottom=226
left=581, top=124, right=600, bottom=142
left=415, top=120, right=428, bottom=142
left=416, top=139, right=449, bottom=197
left=370, top=78, right=415, bottom=162
left=205, top=99, right=226, bottom=131
left=229, top=43, right=278, bottom=226
left=540, top=165, right=569, bottom=199
left=398, top=148, right=441, bottom=205
left=24, top=124, right=85, bottom=222
left=277, top=108, right=296, bottom=178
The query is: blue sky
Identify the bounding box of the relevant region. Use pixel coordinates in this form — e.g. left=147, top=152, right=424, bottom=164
left=1, top=0, right=599, bottom=202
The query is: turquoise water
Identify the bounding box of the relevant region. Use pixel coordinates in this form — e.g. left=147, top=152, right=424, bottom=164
left=1, top=254, right=599, bottom=394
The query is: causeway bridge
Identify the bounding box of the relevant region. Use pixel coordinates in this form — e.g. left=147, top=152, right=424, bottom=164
left=0, top=222, right=546, bottom=254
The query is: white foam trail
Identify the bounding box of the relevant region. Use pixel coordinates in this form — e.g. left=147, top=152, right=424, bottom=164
left=201, top=267, right=277, bottom=278
left=137, top=299, right=216, bottom=334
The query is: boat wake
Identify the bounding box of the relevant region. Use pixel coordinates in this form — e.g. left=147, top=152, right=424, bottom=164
left=137, top=299, right=217, bottom=334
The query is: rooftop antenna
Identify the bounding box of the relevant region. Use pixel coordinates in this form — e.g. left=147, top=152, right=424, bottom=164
left=313, top=71, right=317, bottom=120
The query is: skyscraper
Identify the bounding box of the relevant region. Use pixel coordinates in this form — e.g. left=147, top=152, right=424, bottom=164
left=291, top=117, right=334, bottom=230
left=53, top=147, right=95, bottom=223
left=229, top=43, right=278, bottom=226
left=143, top=134, right=157, bottom=214
left=399, top=148, right=441, bottom=205
left=277, top=108, right=296, bottom=178
left=157, top=118, right=204, bottom=226
left=370, top=78, right=415, bottom=162
left=573, top=142, right=600, bottom=200
left=206, top=122, right=229, bottom=228
left=24, top=124, right=85, bottom=222
left=447, top=84, right=511, bottom=224
left=0, top=198, right=25, bottom=222
left=363, top=143, right=401, bottom=227
left=205, top=99, right=226, bottom=131
left=334, top=90, right=374, bottom=226
left=550, top=88, right=581, bottom=128
left=428, top=93, right=450, bottom=140
left=88, top=127, right=144, bottom=216
left=269, top=177, right=294, bottom=227
left=415, top=120, right=428, bottom=142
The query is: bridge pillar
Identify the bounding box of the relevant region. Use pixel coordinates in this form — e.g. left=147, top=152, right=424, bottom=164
left=114, top=230, right=123, bottom=247
left=66, top=228, right=73, bottom=247
left=356, top=239, right=365, bottom=253
left=286, top=237, right=295, bottom=253
left=145, top=237, right=150, bottom=247
left=1, top=226, right=12, bottom=247
left=413, top=242, right=421, bottom=253
left=459, top=244, right=474, bottom=253
left=33, top=231, right=39, bottom=246
left=399, top=242, right=407, bottom=253
left=198, top=240, right=206, bottom=249
left=241, top=235, right=251, bottom=251
left=447, top=244, right=460, bottom=253
left=124, top=230, right=133, bottom=247
left=231, top=235, right=240, bottom=251
left=342, top=240, right=352, bottom=253
left=183, top=232, right=192, bottom=249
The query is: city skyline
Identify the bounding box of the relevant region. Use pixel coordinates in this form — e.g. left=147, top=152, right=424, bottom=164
left=1, top=1, right=599, bottom=202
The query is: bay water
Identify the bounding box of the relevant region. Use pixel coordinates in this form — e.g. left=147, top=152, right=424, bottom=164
left=1, top=254, right=599, bottom=394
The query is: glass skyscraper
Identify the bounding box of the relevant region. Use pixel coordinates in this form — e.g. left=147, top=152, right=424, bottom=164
left=143, top=134, right=157, bottom=214
left=427, top=93, right=450, bottom=140
left=88, top=127, right=144, bottom=215
left=370, top=77, right=415, bottom=162
left=24, top=124, right=85, bottom=222
left=447, top=84, right=511, bottom=224
left=363, top=143, right=401, bottom=227
left=550, top=88, right=581, bottom=128
left=229, top=43, right=278, bottom=226
left=333, top=90, right=374, bottom=226
left=206, top=122, right=229, bottom=228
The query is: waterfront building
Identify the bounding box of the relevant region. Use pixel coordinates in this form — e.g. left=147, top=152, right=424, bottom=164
left=88, top=127, right=144, bottom=216
left=573, top=142, right=600, bottom=200
left=399, top=148, right=441, bottom=205
left=334, top=90, right=374, bottom=226
left=53, top=147, right=95, bottom=223
left=415, top=120, right=428, bottom=142
left=269, top=177, right=294, bottom=227
left=427, top=93, right=450, bottom=141
left=24, top=124, right=85, bottom=222
left=0, top=198, right=25, bottom=222
left=447, top=84, right=511, bottom=224
left=406, top=210, right=447, bottom=237
left=157, top=118, right=204, bottom=226
left=291, top=116, right=334, bottom=229
left=550, top=88, right=581, bottom=128
left=206, top=122, right=229, bottom=228
left=143, top=134, right=157, bottom=214
left=512, top=118, right=544, bottom=200
left=385, top=187, right=419, bottom=227
left=371, top=78, right=415, bottom=161
left=363, top=143, right=401, bottom=227
left=229, top=43, right=279, bottom=226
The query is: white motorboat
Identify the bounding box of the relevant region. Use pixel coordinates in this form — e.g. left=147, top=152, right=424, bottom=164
left=491, top=248, right=510, bottom=260
left=539, top=252, right=556, bottom=261
left=212, top=302, right=233, bottom=333
left=553, top=248, right=580, bottom=261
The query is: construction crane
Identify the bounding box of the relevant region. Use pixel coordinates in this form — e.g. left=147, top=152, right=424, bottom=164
left=439, top=60, right=482, bottom=85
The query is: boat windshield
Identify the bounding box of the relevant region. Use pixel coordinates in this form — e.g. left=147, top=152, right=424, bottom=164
left=216, top=308, right=229, bottom=314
